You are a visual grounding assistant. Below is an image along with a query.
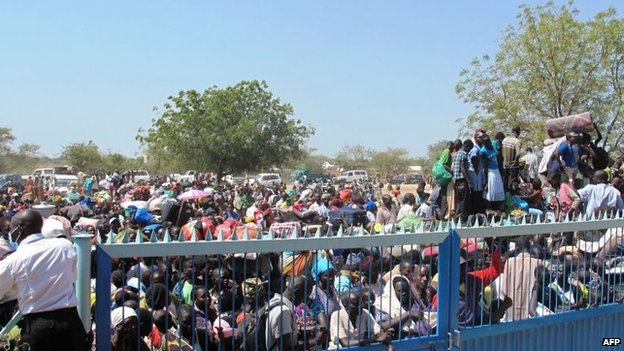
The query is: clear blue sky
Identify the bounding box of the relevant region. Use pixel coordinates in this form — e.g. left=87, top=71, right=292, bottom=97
left=1, top=1, right=620, bottom=159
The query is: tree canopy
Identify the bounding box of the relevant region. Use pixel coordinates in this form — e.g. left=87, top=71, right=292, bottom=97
left=138, top=80, right=314, bottom=179
left=456, top=2, right=624, bottom=151
left=370, top=147, right=412, bottom=178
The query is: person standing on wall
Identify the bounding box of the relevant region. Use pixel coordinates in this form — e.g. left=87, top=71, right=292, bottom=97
left=502, top=126, right=522, bottom=191
left=0, top=209, right=88, bottom=350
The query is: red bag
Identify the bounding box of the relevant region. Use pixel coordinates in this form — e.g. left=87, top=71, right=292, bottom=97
left=546, top=112, right=593, bottom=138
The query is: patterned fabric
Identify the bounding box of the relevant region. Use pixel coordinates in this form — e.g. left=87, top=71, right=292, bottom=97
left=269, top=222, right=302, bottom=238
left=452, top=150, right=468, bottom=180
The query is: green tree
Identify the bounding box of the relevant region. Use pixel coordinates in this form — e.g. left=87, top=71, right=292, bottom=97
left=61, top=141, right=102, bottom=173
left=138, top=80, right=314, bottom=180
left=370, top=147, right=412, bottom=178
left=334, top=145, right=375, bottom=170
left=18, top=143, right=40, bottom=158
left=0, top=127, right=15, bottom=155
left=456, top=2, right=624, bottom=152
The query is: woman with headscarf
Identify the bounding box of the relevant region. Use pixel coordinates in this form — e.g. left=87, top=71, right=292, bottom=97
left=373, top=276, right=429, bottom=338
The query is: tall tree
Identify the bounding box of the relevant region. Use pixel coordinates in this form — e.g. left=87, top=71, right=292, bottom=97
left=138, top=80, right=314, bottom=180
left=61, top=141, right=102, bottom=173
left=456, top=2, right=624, bottom=151
left=370, top=147, right=412, bottom=178
left=0, top=127, right=15, bottom=155
left=334, top=145, right=375, bottom=170
left=18, top=143, right=41, bottom=158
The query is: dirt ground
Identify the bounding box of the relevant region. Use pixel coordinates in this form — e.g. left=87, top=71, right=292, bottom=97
left=380, top=183, right=420, bottom=196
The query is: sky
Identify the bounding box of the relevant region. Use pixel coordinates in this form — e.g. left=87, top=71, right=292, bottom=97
left=1, top=1, right=621, bottom=159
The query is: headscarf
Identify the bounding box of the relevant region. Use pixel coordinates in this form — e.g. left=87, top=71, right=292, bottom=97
left=111, top=306, right=137, bottom=328
left=311, top=258, right=334, bottom=282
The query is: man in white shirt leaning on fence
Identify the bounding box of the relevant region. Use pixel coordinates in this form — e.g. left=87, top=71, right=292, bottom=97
left=0, top=209, right=88, bottom=351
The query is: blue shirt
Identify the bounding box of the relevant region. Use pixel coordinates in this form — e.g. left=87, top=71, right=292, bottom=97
left=557, top=142, right=579, bottom=168
left=468, top=145, right=484, bottom=191
left=480, top=144, right=499, bottom=170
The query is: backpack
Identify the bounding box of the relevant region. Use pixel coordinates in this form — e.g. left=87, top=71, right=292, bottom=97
left=240, top=299, right=289, bottom=351
left=241, top=305, right=269, bottom=351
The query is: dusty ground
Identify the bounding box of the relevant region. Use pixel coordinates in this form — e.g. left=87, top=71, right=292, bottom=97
left=379, top=183, right=420, bottom=196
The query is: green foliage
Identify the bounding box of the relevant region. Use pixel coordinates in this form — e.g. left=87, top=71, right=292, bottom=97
left=138, top=80, right=315, bottom=179
left=334, top=145, right=375, bottom=170
left=370, top=147, right=413, bottom=178
left=61, top=141, right=102, bottom=173
left=17, top=143, right=40, bottom=158
left=0, top=127, right=15, bottom=155
left=456, top=2, right=624, bottom=152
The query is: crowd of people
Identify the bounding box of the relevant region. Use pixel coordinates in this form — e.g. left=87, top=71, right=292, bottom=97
left=0, top=124, right=623, bottom=350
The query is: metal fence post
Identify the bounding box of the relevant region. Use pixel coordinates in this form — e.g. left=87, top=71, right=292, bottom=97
left=73, top=233, right=92, bottom=333
left=95, top=246, right=112, bottom=351
left=437, top=229, right=461, bottom=340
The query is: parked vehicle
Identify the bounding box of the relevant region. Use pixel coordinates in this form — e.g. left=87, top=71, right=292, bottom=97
left=254, top=173, right=282, bottom=187
left=31, top=166, right=74, bottom=177
left=131, top=170, right=151, bottom=183
left=0, top=174, right=25, bottom=192
left=290, top=168, right=332, bottom=183
left=51, top=174, right=79, bottom=194
left=390, top=175, right=405, bottom=184
left=335, top=170, right=369, bottom=183
left=406, top=174, right=424, bottom=184
left=175, top=170, right=200, bottom=183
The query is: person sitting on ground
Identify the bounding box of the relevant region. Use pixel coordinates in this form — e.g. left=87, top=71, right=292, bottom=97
left=328, top=290, right=395, bottom=349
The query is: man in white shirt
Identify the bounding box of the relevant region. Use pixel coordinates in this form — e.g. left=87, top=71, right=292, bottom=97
left=0, top=210, right=87, bottom=350
left=578, top=170, right=624, bottom=216
left=397, top=193, right=416, bottom=223
left=266, top=275, right=313, bottom=350
left=521, top=147, right=539, bottom=181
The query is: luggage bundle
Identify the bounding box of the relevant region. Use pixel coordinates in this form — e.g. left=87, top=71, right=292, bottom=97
left=546, top=112, right=593, bottom=138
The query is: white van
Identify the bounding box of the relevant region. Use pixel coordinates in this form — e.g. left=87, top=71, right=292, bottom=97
left=254, top=173, right=282, bottom=187
left=336, top=170, right=369, bottom=183
left=52, top=175, right=79, bottom=193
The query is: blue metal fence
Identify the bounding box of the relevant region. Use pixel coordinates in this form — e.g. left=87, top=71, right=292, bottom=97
left=88, top=213, right=624, bottom=350
left=86, top=213, right=624, bottom=351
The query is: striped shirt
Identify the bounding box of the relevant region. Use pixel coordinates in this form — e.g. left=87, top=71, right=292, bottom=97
left=502, top=133, right=521, bottom=168
left=453, top=150, right=468, bottom=180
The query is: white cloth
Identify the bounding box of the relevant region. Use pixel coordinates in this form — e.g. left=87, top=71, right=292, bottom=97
left=309, top=202, right=329, bottom=218
left=484, top=168, right=505, bottom=202
left=0, top=234, right=78, bottom=314
left=373, top=275, right=419, bottom=333
left=0, top=237, right=14, bottom=259
left=397, top=204, right=414, bottom=223
left=328, top=308, right=381, bottom=349
left=111, top=306, right=137, bottom=327
left=266, top=294, right=296, bottom=350
left=578, top=183, right=624, bottom=216
left=538, top=137, right=566, bottom=174
left=522, top=152, right=539, bottom=179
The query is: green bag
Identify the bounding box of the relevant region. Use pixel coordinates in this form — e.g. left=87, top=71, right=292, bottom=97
left=432, top=160, right=452, bottom=187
